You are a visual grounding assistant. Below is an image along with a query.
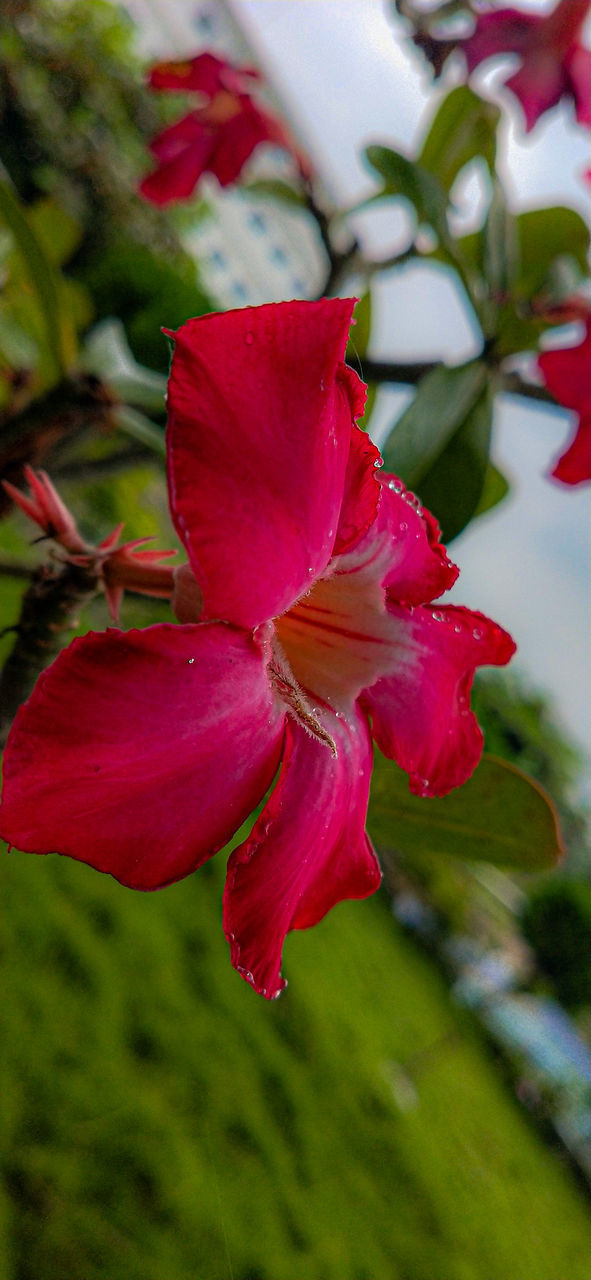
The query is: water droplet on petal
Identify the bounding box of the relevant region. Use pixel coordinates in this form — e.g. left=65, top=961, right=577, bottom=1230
left=373, top=459, right=381, bottom=468
left=188, top=658, right=195, bottom=664
left=431, top=611, right=444, bottom=622
left=454, top=624, right=462, bottom=634
left=399, top=521, right=408, bottom=532
left=472, top=628, right=483, bottom=640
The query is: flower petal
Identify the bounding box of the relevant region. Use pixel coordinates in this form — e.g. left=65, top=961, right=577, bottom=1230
left=275, top=477, right=458, bottom=710
left=166, top=298, right=359, bottom=629
left=361, top=604, right=515, bottom=797
left=148, top=52, right=259, bottom=97
left=504, top=60, right=567, bottom=131
left=550, top=412, right=591, bottom=485
left=462, top=10, right=541, bottom=72
left=223, top=708, right=381, bottom=998
left=139, top=115, right=214, bottom=205
left=567, top=44, right=591, bottom=127
left=0, top=624, right=285, bottom=889
left=332, top=387, right=382, bottom=556
left=538, top=321, right=591, bottom=412
left=206, top=100, right=288, bottom=187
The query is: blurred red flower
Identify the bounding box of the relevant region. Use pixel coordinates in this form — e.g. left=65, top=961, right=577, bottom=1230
left=139, top=50, right=306, bottom=205
left=538, top=317, right=591, bottom=484
left=461, top=0, right=591, bottom=131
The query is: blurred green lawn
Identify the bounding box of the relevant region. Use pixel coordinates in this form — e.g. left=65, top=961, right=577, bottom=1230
left=1, top=842, right=590, bottom=1280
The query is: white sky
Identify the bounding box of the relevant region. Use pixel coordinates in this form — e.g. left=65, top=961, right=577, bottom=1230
left=233, top=0, right=590, bottom=764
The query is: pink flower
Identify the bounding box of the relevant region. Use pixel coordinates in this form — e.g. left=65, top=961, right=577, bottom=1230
left=0, top=300, right=515, bottom=998
left=460, top=0, right=591, bottom=131
left=538, top=317, right=591, bottom=484
left=139, top=50, right=306, bottom=205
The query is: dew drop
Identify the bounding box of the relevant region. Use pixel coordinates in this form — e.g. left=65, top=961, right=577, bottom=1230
left=399, top=521, right=408, bottom=533
left=187, top=658, right=195, bottom=664
left=388, top=479, right=403, bottom=493
left=373, top=459, right=381, bottom=468
left=454, top=624, right=462, bottom=634
left=431, top=611, right=444, bottom=622
left=472, top=627, right=483, bottom=640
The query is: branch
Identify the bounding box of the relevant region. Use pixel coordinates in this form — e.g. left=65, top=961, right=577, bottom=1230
left=356, top=357, right=557, bottom=407
left=0, top=557, right=101, bottom=747
left=0, top=373, right=116, bottom=518
left=303, top=185, right=360, bottom=298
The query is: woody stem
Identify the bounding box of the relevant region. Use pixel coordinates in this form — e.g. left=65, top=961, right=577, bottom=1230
left=0, top=558, right=101, bottom=747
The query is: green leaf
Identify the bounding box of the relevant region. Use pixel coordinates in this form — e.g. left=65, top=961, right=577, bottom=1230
left=0, top=176, right=69, bottom=381
left=359, top=381, right=377, bottom=431
left=364, top=145, right=449, bottom=238
left=349, top=291, right=372, bottom=360
left=27, top=197, right=83, bottom=267
left=382, top=361, right=493, bottom=541
left=81, top=318, right=167, bottom=414
left=515, top=206, right=590, bottom=298
left=368, top=753, right=564, bottom=872
left=418, top=86, right=500, bottom=193
left=111, top=405, right=166, bottom=457
left=243, top=179, right=306, bottom=207
left=382, top=359, right=487, bottom=486
left=483, top=180, right=516, bottom=302
left=416, top=382, right=493, bottom=541
left=474, top=462, right=509, bottom=518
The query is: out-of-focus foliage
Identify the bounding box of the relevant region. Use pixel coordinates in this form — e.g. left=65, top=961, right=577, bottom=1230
left=472, top=671, right=589, bottom=867
left=0, top=0, right=213, bottom=490
left=2, top=846, right=591, bottom=1280
left=520, top=877, right=591, bottom=1011
left=0, top=0, right=156, bottom=239
left=368, top=81, right=590, bottom=532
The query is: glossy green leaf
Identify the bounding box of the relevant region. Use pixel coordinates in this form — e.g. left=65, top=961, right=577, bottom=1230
left=368, top=753, right=564, bottom=871
left=418, top=86, right=500, bottom=192
left=0, top=177, right=69, bottom=381
left=364, top=145, right=449, bottom=237
left=474, top=462, right=510, bottom=518
left=382, top=361, right=493, bottom=541
left=381, top=359, right=487, bottom=486
left=416, top=382, right=493, bottom=541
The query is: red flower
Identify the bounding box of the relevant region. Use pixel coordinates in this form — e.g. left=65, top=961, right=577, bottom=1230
left=538, top=317, right=591, bottom=485
left=0, top=300, right=515, bottom=998
left=139, top=50, right=305, bottom=205
left=460, top=0, right=591, bottom=131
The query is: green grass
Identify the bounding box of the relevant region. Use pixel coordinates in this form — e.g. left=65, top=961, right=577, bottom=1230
left=1, top=845, right=590, bottom=1280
